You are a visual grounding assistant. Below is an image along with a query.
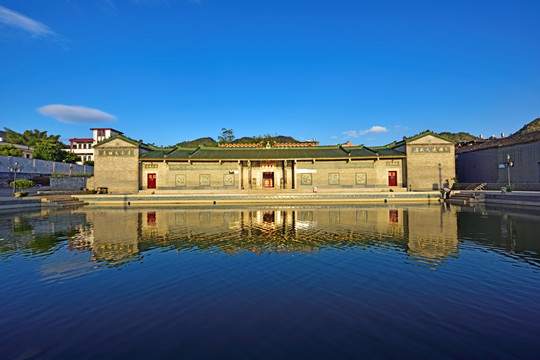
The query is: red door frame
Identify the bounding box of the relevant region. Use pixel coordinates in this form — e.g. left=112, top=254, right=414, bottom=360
left=147, top=173, right=157, bottom=189
left=388, top=171, right=397, bottom=187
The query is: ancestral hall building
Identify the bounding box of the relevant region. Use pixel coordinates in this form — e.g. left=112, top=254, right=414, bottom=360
left=93, top=132, right=455, bottom=194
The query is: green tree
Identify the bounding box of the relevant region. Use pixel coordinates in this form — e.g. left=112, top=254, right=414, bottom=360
left=4, top=128, right=60, bottom=147
left=218, top=128, right=235, bottom=144
left=0, top=144, right=23, bottom=157
left=64, top=151, right=81, bottom=164
left=33, top=139, right=69, bottom=162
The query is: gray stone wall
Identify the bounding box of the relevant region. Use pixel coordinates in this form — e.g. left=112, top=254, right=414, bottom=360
left=0, top=155, right=93, bottom=176
left=50, top=176, right=88, bottom=190
left=456, top=141, right=540, bottom=186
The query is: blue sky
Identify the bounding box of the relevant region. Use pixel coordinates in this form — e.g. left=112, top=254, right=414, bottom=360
left=1, top=0, right=539, bottom=147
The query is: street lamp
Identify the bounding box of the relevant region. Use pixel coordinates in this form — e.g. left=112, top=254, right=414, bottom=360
left=506, top=154, right=514, bottom=187
left=9, top=161, right=22, bottom=196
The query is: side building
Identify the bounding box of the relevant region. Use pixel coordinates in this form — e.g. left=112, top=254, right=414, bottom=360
left=93, top=132, right=455, bottom=194
left=456, top=131, right=540, bottom=190
left=67, top=128, right=123, bottom=164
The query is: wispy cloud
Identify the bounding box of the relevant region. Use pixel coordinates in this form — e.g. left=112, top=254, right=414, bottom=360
left=37, top=105, right=117, bottom=124
left=0, top=5, right=56, bottom=38
left=343, top=126, right=388, bottom=138
left=97, top=0, right=201, bottom=11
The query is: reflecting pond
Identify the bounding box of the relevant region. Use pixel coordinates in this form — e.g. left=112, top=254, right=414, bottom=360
left=1, top=204, right=539, bottom=359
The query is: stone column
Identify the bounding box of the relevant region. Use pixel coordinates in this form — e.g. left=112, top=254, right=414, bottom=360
left=248, top=160, right=252, bottom=189
left=292, top=160, right=296, bottom=189
left=283, top=160, right=287, bottom=189
left=238, top=160, right=243, bottom=190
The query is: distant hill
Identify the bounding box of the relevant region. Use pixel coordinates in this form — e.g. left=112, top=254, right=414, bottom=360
left=514, top=118, right=540, bottom=135
left=437, top=132, right=481, bottom=143
left=176, top=137, right=218, bottom=147
left=176, top=135, right=301, bottom=147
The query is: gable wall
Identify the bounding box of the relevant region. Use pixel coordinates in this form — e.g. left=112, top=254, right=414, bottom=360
left=406, top=136, right=455, bottom=190
left=94, top=139, right=140, bottom=193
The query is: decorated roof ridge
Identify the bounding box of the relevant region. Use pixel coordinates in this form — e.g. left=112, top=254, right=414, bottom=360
left=172, top=144, right=344, bottom=150
left=219, top=142, right=263, bottom=147
left=273, top=142, right=318, bottom=147
left=93, top=134, right=152, bottom=150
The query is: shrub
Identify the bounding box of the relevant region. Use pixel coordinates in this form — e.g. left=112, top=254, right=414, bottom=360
left=10, top=179, right=35, bottom=192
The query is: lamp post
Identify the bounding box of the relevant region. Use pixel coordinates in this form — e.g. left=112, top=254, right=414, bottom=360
left=9, top=161, right=22, bottom=196
left=506, top=154, right=514, bottom=187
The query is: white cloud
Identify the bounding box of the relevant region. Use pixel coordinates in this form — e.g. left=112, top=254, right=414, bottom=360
left=362, top=126, right=387, bottom=134
left=342, top=126, right=388, bottom=138
left=37, top=105, right=117, bottom=124
left=0, top=5, right=56, bottom=38
left=342, top=130, right=359, bottom=138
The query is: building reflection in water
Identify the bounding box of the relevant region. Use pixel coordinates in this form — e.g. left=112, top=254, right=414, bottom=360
left=71, top=205, right=460, bottom=266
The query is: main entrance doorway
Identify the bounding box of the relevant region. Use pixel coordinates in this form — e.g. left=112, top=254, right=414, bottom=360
left=388, top=171, right=397, bottom=187
left=147, top=173, right=157, bottom=189
left=263, top=172, right=274, bottom=188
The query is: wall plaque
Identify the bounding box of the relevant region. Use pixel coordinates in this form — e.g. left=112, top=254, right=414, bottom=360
left=144, top=164, right=158, bottom=169
left=385, top=160, right=400, bottom=167
left=199, top=174, right=210, bottom=186
left=328, top=173, right=340, bottom=185
left=223, top=174, right=235, bottom=186
left=410, top=146, right=451, bottom=154
left=356, top=172, right=367, bottom=185
left=301, top=173, right=312, bottom=185
left=176, top=174, right=186, bottom=187
left=98, top=149, right=135, bottom=157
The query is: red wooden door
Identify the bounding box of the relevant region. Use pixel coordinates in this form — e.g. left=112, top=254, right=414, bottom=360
left=147, top=173, right=157, bottom=189
left=263, top=172, right=274, bottom=188
left=388, top=171, right=397, bottom=187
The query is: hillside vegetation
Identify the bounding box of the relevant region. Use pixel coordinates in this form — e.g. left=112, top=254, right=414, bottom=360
left=175, top=134, right=300, bottom=147
left=514, top=118, right=540, bottom=135
left=437, top=132, right=480, bottom=143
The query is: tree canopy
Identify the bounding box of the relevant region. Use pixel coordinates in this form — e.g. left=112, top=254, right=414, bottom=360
left=4, top=127, right=79, bottom=163
left=217, top=128, right=235, bottom=144
left=0, top=144, right=23, bottom=157
left=4, top=128, right=61, bottom=147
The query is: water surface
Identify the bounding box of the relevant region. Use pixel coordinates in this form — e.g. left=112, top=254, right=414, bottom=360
left=1, top=204, right=539, bottom=359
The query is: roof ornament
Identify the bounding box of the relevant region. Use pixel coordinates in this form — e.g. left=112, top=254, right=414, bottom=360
left=266, top=141, right=271, bottom=149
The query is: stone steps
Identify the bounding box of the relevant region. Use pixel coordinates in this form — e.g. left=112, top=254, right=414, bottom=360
left=40, top=195, right=87, bottom=207
left=446, top=191, right=481, bottom=205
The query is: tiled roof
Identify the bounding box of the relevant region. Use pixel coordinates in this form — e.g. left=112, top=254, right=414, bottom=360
left=93, top=134, right=153, bottom=151
left=140, top=145, right=406, bottom=161
left=90, top=128, right=123, bottom=134
left=456, top=131, right=540, bottom=154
